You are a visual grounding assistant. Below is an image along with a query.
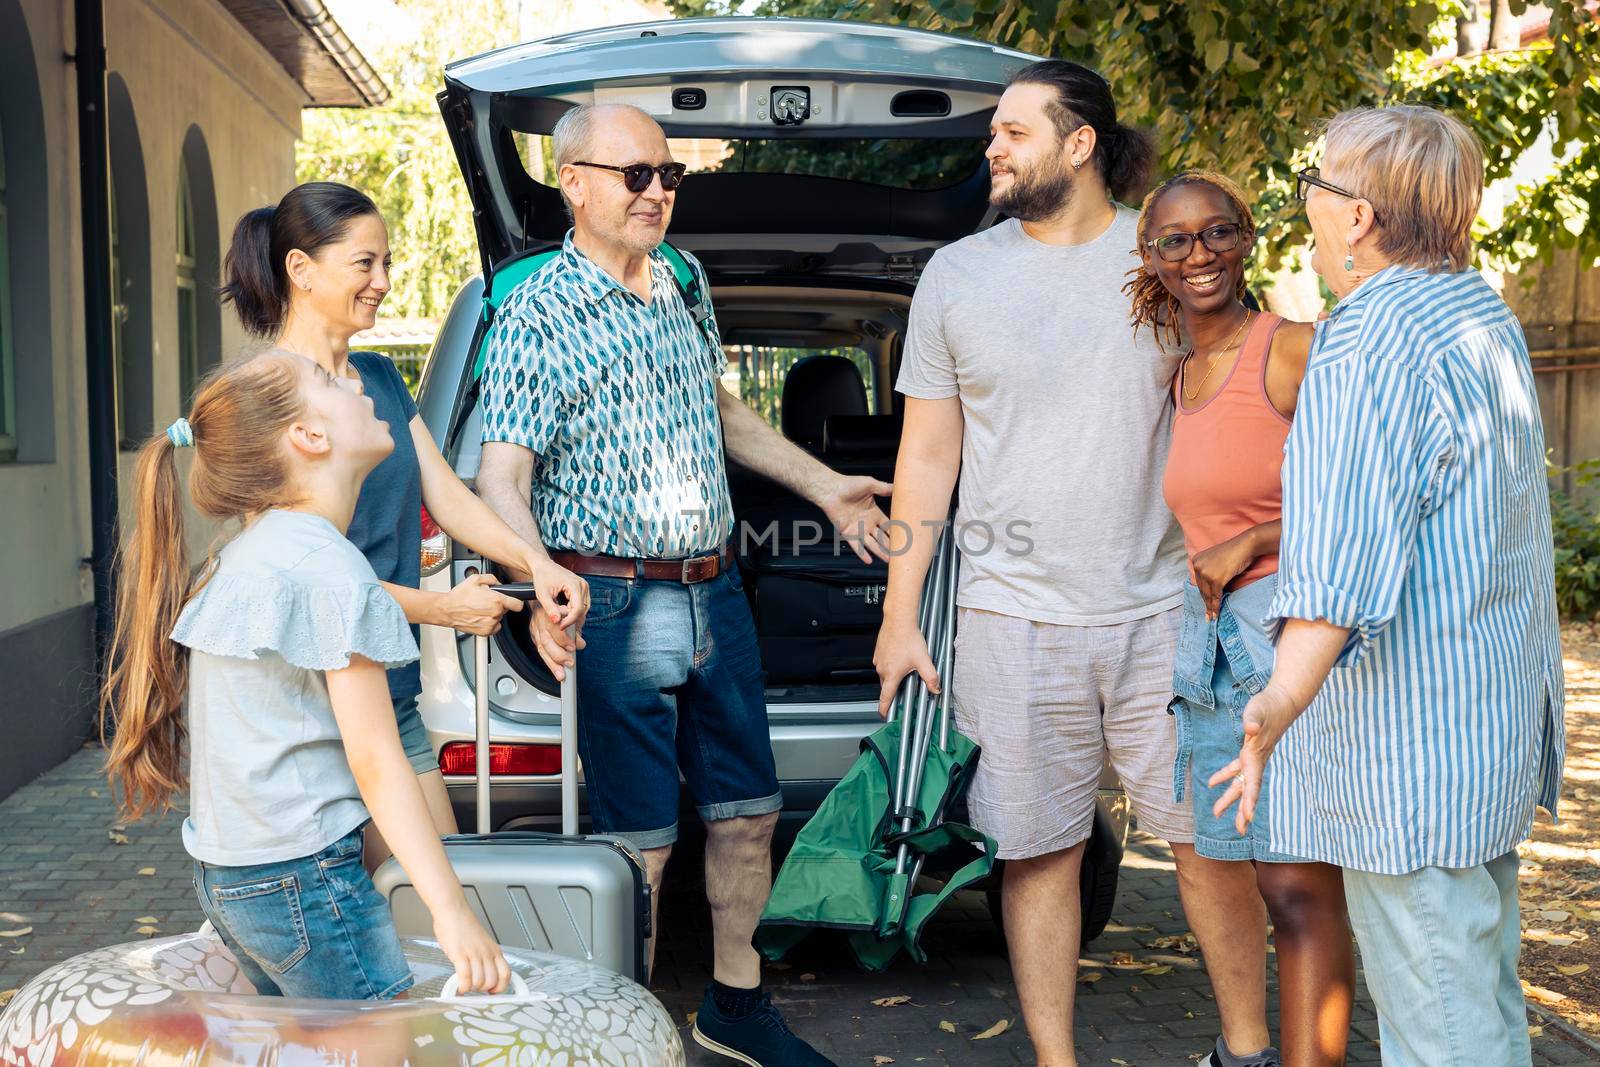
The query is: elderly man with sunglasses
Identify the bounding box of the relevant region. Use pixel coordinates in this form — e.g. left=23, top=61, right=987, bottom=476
left=476, top=103, right=887, bottom=1067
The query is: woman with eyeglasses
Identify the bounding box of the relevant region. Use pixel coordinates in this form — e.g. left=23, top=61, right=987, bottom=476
left=1124, top=172, right=1354, bottom=1067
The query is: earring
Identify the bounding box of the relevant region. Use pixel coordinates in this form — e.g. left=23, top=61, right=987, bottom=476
left=1344, top=247, right=1354, bottom=272
left=1072, top=158, right=1083, bottom=170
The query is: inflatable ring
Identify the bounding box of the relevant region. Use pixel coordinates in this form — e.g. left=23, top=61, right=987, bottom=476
left=0, top=930, right=683, bottom=1066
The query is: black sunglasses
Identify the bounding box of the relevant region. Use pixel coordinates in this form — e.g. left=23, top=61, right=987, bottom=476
left=1295, top=167, right=1380, bottom=223
left=1145, top=222, right=1247, bottom=263
left=571, top=160, right=688, bottom=193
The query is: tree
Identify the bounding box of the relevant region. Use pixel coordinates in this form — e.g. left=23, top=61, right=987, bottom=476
left=297, top=0, right=526, bottom=320
left=671, top=0, right=1600, bottom=275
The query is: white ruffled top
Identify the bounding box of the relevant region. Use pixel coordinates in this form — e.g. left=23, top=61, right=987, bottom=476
left=172, top=509, right=419, bottom=866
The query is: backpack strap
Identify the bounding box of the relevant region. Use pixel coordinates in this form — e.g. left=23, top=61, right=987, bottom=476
left=657, top=242, right=719, bottom=353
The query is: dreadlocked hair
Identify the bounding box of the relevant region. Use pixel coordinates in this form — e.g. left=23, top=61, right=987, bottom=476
left=1123, top=170, right=1256, bottom=351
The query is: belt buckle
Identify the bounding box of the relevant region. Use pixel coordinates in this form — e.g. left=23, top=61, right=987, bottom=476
left=681, top=552, right=718, bottom=584
left=681, top=557, right=695, bottom=584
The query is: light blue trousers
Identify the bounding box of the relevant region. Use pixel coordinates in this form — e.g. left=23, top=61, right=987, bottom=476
left=1343, top=850, right=1530, bottom=1067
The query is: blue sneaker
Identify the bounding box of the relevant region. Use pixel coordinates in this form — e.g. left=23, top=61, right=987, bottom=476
left=692, top=986, right=836, bottom=1066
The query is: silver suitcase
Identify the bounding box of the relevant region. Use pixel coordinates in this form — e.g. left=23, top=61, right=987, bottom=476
left=374, top=586, right=651, bottom=982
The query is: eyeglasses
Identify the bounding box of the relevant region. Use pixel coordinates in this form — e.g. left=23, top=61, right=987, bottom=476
left=571, top=161, right=688, bottom=193
left=1295, top=167, right=1380, bottom=222
left=1144, top=222, right=1247, bottom=263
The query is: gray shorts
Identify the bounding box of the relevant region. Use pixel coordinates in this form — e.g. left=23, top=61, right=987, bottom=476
left=951, top=605, right=1193, bottom=860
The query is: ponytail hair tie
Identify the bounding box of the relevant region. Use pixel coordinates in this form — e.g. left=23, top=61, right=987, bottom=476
left=166, top=418, right=194, bottom=448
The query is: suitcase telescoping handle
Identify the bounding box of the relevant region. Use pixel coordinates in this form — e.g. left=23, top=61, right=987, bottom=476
left=472, top=583, right=577, bottom=837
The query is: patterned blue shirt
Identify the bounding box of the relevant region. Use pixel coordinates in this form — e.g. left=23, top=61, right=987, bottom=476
left=480, top=232, right=734, bottom=557
left=1265, top=265, right=1565, bottom=875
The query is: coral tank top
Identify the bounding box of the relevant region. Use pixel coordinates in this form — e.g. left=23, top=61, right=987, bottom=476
left=1163, top=312, right=1291, bottom=589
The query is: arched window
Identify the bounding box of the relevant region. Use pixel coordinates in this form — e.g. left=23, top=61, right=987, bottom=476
left=176, top=125, right=219, bottom=406
left=106, top=73, right=151, bottom=449
left=176, top=164, right=197, bottom=404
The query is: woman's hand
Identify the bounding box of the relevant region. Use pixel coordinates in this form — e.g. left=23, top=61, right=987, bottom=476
left=1206, top=682, right=1297, bottom=834
left=438, top=573, right=524, bottom=636
left=433, top=900, right=511, bottom=994
left=524, top=557, right=589, bottom=682
left=1191, top=531, right=1259, bottom=618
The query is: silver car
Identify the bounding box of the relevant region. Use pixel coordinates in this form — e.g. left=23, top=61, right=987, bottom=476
left=412, top=16, right=1131, bottom=942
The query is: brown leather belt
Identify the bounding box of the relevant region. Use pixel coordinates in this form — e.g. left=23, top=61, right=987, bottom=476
left=549, top=543, right=736, bottom=584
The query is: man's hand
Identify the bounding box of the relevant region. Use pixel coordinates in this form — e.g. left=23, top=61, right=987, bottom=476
left=525, top=558, right=588, bottom=681
left=1207, top=682, right=1298, bottom=834
left=818, top=473, right=894, bottom=564
left=874, top=621, right=939, bottom=720
left=1191, top=531, right=1258, bottom=618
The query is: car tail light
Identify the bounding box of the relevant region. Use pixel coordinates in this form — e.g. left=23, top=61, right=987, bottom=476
left=420, top=504, right=450, bottom=575
left=438, top=741, right=562, bottom=777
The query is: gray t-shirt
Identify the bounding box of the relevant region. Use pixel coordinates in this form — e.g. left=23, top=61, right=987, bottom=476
left=896, top=210, right=1186, bottom=626
left=172, top=509, right=419, bottom=866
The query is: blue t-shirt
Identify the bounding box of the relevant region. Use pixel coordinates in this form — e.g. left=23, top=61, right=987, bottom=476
left=345, top=351, right=422, bottom=701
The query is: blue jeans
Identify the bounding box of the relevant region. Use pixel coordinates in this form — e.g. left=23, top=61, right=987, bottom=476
left=193, top=827, right=414, bottom=1000
left=1343, top=851, right=1530, bottom=1066
left=576, top=568, right=782, bottom=849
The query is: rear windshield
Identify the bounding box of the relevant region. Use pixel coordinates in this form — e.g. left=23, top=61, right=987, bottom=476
left=517, top=136, right=987, bottom=191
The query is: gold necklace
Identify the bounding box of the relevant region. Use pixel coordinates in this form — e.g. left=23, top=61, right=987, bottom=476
left=1181, top=311, right=1253, bottom=402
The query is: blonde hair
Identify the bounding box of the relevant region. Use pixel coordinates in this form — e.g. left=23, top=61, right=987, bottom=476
left=1124, top=171, right=1257, bottom=350
left=100, top=353, right=308, bottom=819
left=1322, top=105, right=1483, bottom=272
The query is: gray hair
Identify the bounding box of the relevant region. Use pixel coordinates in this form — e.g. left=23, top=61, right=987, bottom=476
left=550, top=104, right=658, bottom=220
left=1322, top=105, right=1484, bottom=273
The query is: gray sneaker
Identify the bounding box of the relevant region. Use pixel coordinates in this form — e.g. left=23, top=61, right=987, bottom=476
left=1201, top=1037, right=1283, bottom=1067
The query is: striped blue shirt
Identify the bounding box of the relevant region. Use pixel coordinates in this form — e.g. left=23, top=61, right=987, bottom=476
left=1265, top=265, right=1565, bottom=875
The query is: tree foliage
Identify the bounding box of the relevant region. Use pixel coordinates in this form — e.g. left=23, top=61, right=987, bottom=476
left=673, top=0, right=1600, bottom=274
left=296, top=1, right=525, bottom=319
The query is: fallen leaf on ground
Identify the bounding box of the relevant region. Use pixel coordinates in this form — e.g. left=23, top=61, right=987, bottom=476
left=1111, top=951, right=1136, bottom=965
left=0, top=913, right=22, bottom=923
left=1528, top=1025, right=1544, bottom=1038
left=972, top=1019, right=1011, bottom=1040
left=686, top=1011, right=697, bottom=1026
left=7, top=948, right=22, bottom=956
left=0, top=991, right=14, bottom=1008
left=800, top=973, right=816, bottom=983
left=1538, top=910, right=1571, bottom=923
left=1077, top=972, right=1102, bottom=984
left=1134, top=924, right=1155, bottom=932
left=766, top=961, right=791, bottom=971
left=136, top=925, right=159, bottom=936
left=0, top=928, right=32, bottom=939
left=137, top=867, right=155, bottom=876
left=89, top=790, right=99, bottom=798
left=1557, top=963, right=1591, bottom=976
left=1522, top=982, right=1568, bottom=1006
left=872, top=996, right=911, bottom=1008
left=108, top=831, right=129, bottom=845
left=938, top=1020, right=956, bottom=1033
left=872, top=1058, right=894, bottom=1065
left=1141, top=965, right=1173, bottom=976
left=1112, top=1060, right=1132, bottom=1066
left=134, top=916, right=160, bottom=924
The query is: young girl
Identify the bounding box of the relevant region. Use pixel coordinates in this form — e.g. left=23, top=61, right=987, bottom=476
left=101, top=350, right=511, bottom=1000
left=1126, top=172, right=1354, bottom=1067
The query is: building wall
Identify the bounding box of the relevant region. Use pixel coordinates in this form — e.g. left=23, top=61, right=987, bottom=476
left=0, top=0, right=308, bottom=800
left=1506, top=251, right=1600, bottom=498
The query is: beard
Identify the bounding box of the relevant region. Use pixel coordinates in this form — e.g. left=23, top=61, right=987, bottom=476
left=989, top=150, right=1075, bottom=222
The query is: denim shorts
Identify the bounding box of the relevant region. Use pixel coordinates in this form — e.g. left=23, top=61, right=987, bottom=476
left=193, top=826, right=414, bottom=1000
left=1170, top=575, right=1299, bottom=863
left=575, top=567, right=782, bottom=849
left=394, top=694, right=439, bottom=774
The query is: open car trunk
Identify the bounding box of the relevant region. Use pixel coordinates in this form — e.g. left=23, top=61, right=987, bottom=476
left=437, top=18, right=1025, bottom=706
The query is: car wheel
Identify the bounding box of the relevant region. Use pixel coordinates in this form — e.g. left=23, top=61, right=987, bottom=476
left=984, top=807, right=1124, bottom=949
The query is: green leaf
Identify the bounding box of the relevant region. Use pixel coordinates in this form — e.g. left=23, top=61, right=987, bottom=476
left=1204, top=37, right=1230, bottom=72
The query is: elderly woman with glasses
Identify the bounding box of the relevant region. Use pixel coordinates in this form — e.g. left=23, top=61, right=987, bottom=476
left=1211, top=105, right=1565, bottom=1067
left=1125, top=172, right=1354, bottom=1067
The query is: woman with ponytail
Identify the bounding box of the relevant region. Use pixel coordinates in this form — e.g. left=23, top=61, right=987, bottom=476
left=222, top=183, right=588, bottom=865
left=102, top=352, right=510, bottom=999
left=1125, top=172, right=1352, bottom=1067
